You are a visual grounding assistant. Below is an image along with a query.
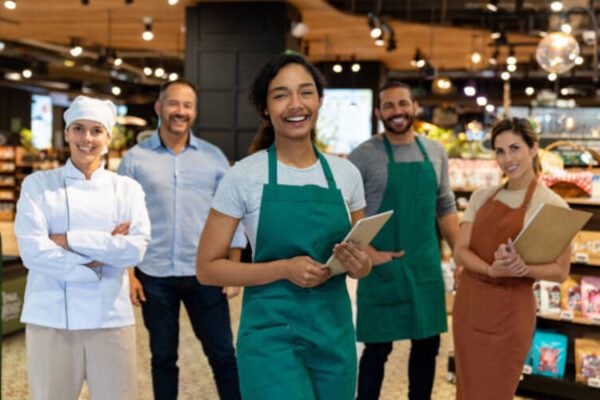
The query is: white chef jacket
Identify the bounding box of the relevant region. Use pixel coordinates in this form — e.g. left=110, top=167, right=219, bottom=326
left=15, top=159, right=151, bottom=330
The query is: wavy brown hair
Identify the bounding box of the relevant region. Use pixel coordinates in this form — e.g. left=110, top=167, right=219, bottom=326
left=491, top=117, right=541, bottom=175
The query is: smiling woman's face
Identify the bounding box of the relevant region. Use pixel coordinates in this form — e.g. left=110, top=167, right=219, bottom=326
left=265, top=63, right=322, bottom=142
left=493, top=130, right=538, bottom=180
left=64, top=119, right=110, bottom=167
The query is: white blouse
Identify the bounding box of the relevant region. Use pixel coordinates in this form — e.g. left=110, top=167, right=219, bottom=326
left=15, top=160, right=151, bottom=330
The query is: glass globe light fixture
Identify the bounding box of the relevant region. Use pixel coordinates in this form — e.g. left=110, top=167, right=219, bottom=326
left=536, top=31, right=580, bottom=74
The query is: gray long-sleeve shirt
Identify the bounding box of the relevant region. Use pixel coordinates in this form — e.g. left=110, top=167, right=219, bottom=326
left=348, top=135, right=457, bottom=218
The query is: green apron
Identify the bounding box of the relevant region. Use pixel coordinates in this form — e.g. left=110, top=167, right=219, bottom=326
left=356, top=135, right=447, bottom=342
left=236, top=144, right=357, bottom=400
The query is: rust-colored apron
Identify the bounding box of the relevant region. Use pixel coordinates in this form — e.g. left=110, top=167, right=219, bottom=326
left=453, top=179, right=537, bottom=400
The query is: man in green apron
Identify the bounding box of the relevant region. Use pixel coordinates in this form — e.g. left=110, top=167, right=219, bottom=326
left=348, top=81, right=459, bottom=400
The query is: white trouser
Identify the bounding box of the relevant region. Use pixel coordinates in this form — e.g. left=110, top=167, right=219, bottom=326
left=26, top=324, right=137, bottom=400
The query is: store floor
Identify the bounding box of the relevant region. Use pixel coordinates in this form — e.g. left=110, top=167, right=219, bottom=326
left=0, top=222, right=529, bottom=399
left=2, top=292, right=531, bottom=400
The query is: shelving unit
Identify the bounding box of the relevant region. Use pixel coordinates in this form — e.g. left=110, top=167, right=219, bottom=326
left=0, top=146, right=16, bottom=221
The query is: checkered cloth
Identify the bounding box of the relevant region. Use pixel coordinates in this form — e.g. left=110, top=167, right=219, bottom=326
left=539, top=168, right=593, bottom=195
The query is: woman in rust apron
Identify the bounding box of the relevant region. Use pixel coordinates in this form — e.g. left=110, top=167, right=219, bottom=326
left=452, top=118, right=571, bottom=400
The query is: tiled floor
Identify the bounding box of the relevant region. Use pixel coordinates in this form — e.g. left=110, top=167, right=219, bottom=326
left=1, top=222, right=530, bottom=399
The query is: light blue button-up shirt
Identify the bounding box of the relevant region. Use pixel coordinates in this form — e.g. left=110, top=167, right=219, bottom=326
left=118, top=131, right=246, bottom=277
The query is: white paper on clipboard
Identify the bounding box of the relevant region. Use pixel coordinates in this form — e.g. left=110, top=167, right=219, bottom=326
left=325, top=210, right=394, bottom=275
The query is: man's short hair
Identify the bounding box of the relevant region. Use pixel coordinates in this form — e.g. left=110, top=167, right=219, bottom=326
left=377, top=80, right=413, bottom=107
left=158, top=79, right=197, bottom=102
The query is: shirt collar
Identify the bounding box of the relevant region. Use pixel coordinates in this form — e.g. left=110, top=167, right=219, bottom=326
left=64, top=158, right=108, bottom=180
left=152, top=129, right=199, bottom=150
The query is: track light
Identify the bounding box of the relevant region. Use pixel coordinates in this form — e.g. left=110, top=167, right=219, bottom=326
left=471, top=52, right=482, bottom=64
left=22, top=68, right=32, bottom=79
left=489, top=49, right=499, bottom=65
left=332, top=63, right=343, bottom=73
left=114, top=57, right=123, bottom=66
left=368, top=13, right=382, bottom=38
left=486, top=0, right=498, bottom=12
left=575, top=56, right=584, bottom=65
left=387, top=32, right=397, bottom=52
left=351, top=62, right=361, bottom=73
left=143, top=67, right=153, bottom=76
left=111, top=86, right=121, bottom=96
left=463, top=82, right=476, bottom=97
left=548, top=73, right=558, bottom=81
left=155, top=67, right=165, bottom=78
left=169, top=72, right=179, bottom=81
left=476, top=96, right=488, bottom=106
left=550, top=1, right=563, bottom=12
left=485, top=104, right=495, bottom=113
left=501, top=71, right=511, bottom=81
left=142, top=17, right=154, bottom=41
left=507, top=63, right=517, bottom=72
left=4, top=1, right=16, bottom=10
left=70, top=39, right=83, bottom=57
left=506, top=47, right=516, bottom=65
left=374, top=34, right=385, bottom=47
left=525, top=87, right=535, bottom=96
left=411, top=49, right=426, bottom=68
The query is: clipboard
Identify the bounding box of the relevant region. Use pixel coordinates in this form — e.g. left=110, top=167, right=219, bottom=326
left=325, top=210, right=394, bottom=275
left=513, top=203, right=591, bottom=264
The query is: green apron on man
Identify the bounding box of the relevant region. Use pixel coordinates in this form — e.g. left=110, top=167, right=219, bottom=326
left=236, top=145, right=357, bottom=400
left=357, top=135, right=447, bottom=342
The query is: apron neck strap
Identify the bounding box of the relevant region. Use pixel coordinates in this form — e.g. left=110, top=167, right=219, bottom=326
left=521, top=178, right=538, bottom=208
left=267, top=144, right=337, bottom=189
left=382, top=133, right=429, bottom=162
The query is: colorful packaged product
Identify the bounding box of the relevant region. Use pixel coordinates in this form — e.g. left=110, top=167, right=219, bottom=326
left=560, top=275, right=582, bottom=316
left=581, top=276, right=600, bottom=320
left=532, top=331, right=568, bottom=378
left=575, top=338, right=600, bottom=384
left=540, top=281, right=561, bottom=315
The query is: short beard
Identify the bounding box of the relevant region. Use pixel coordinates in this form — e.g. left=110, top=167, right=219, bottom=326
left=382, top=115, right=414, bottom=135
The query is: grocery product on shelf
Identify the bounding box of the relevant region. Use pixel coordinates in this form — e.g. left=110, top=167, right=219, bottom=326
left=575, top=338, right=600, bottom=384
left=532, top=331, right=568, bottom=379
left=561, top=275, right=583, bottom=317
left=581, top=276, right=600, bottom=320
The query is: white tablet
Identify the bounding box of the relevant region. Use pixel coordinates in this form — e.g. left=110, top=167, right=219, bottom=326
left=325, top=210, right=394, bottom=275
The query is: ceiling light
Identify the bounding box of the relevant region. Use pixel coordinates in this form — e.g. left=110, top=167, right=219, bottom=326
left=485, top=104, right=495, bottom=113
left=143, top=67, right=153, bottom=76
left=351, top=62, right=361, bottom=73
left=536, top=31, right=580, bottom=74
left=0, top=41, right=5, bottom=52
left=476, top=96, right=488, bottom=106
left=550, top=1, right=563, bottom=12
left=575, top=56, right=584, bottom=65
left=333, top=63, right=343, bottom=73
left=491, top=31, right=501, bottom=40
left=525, top=87, right=535, bottom=96
left=489, top=49, right=499, bottom=65
left=291, top=22, right=309, bottom=38
left=411, top=49, right=426, bottom=68
left=114, top=57, right=123, bottom=66
left=4, top=1, right=16, bottom=10
left=22, top=69, right=32, bottom=79
left=433, top=77, right=453, bottom=94
left=5, top=72, right=21, bottom=81
left=464, top=83, right=476, bottom=97
left=154, top=67, right=165, bottom=77
left=169, top=72, right=179, bottom=81
left=111, top=86, right=122, bottom=96
left=561, top=23, right=572, bottom=34
left=143, top=17, right=154, bottom=41
left=501, top=71, right=511, bottom=81
left=168, top=0, right=178, bottom=4
left=560, top=87, right=569, bottom=96
left=507, top=64, right=517, bottom=72
left=368, top=13, right=382, bottom=38
left=486, top=0, right=498, bottom=12
left=471, top=52, right=482, bottom=64
left=416, top=59, right=426, bottom=68
left=70, top=42, right=83, bottom=57
left=374, top=34, right=385, bottom=47
left=548, top=73, right=558, bottom=81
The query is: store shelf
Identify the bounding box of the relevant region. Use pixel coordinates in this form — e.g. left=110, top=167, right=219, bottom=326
left=447, top=354, right=600, bottom=400
left=565, top=198, right=600, bottom=206
left=537, top=313, right=600, bottom=327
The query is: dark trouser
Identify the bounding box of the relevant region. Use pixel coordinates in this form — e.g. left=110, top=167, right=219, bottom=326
left=356, top=335, right=440, bottom=400
left=136, top=269, right=241, bottom=400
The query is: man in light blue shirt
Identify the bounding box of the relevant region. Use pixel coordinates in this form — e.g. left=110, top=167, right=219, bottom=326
left=118, top=79, right=246, bottom=400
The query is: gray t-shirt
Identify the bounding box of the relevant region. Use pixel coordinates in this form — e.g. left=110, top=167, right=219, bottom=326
left=212, top=149, right=366, bottom=256
left=348, top=135, right=456, bottom=217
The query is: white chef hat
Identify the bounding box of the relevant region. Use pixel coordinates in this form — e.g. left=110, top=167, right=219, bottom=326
left=63, top=95, right=117, bottom=137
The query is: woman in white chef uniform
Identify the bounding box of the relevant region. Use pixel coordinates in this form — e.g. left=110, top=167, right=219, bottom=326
left=15, top=96, right=151, bottom=400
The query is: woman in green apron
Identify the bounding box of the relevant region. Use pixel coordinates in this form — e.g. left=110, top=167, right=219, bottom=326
left=196, top=53, right=371, bottom=400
